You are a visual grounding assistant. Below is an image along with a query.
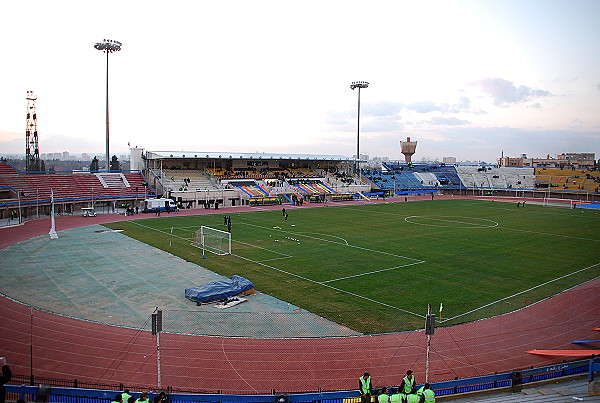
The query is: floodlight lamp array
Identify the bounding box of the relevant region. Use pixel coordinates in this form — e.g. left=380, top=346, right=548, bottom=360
left=350, top=81, right=369, bottom=90
left=94, top=39, right=122, bottom=53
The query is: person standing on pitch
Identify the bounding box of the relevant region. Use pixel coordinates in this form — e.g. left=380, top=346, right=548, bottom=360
left=359, top=372, right=372, bottom=403
left=400, top=370, right=415, bottom=396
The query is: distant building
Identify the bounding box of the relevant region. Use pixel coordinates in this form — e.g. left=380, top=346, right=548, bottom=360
left=498, top=153, right=595, bottom=169
left=443, top=157, right=456, bottom=164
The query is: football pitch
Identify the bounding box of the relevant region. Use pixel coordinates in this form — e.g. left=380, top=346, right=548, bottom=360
left=105, top=199, right=600, bottom=334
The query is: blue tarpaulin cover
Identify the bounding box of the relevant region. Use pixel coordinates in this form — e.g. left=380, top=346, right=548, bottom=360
left=185, top=275, right=254, bottom=304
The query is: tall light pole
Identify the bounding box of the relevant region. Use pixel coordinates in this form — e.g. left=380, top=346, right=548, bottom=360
left=350, top=81, right=368, bottom=174
left=94, top=39, right=122, bottom=171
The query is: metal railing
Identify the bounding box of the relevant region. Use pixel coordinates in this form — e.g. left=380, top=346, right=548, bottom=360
left=6, top=358, right=594, bottom=403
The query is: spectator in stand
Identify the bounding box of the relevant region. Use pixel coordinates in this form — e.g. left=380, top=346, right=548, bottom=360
left=0, top=357, right=12, bottom=403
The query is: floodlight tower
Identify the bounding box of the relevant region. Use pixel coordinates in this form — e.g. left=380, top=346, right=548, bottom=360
left=25, top=91, right=40, bottom=172
left=94, top=39, right=122, bottom=171
left=350, top=81, right=369, bottom=174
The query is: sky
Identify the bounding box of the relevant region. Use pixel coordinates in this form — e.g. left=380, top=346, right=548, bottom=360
left=1, top=0, right=599, bottom=163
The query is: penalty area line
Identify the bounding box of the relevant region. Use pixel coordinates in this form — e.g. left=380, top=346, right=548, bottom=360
left=231, top=252, right=423, bottom=319
left=321, top=261, right=426, bottom=283
left=442, top=261, right=600, bottom=324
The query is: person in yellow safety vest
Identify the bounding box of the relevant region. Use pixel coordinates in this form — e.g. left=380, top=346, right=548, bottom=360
left=400, top=370, right=415, bottom=395
left=136, top=392, right=149, bottom=402
left=405, top=388, right=420, bottom=403
left=417, top=383, right=435, bottom=403
left=359, top=372, right=372, bottom=403
left=377, top=387, right=389, bottom=403
left=111, top=394, right=123, bottom=403
left=389, top=390, right=402, bottom=403
left=121, top=390, right=132, bottom=403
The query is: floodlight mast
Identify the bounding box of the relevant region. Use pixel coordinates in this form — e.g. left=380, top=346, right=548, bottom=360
left=350, top=81, right=368, bottom=174
left=94, top=39, right=122, bottom=171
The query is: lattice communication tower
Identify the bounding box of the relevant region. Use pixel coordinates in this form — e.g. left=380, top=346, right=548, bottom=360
left=25, top=91, right=41, bottom=172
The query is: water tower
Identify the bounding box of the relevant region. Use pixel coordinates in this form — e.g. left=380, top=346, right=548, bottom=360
left=400, top=137, right=417, bottom=163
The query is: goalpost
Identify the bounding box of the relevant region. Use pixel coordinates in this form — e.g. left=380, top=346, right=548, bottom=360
left=195, top=226, right=231, bottom=255
left=542, top=197, right=577, bottom=208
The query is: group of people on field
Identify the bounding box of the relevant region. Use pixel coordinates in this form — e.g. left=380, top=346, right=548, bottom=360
left=359, top=370, right=435, bottom=403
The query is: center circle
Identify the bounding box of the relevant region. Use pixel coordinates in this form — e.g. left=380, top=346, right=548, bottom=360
left=404, top=215, right=499, bottom=228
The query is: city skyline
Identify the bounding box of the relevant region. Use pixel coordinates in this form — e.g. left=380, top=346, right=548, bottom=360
left=0, top=1, right=599, bottom=162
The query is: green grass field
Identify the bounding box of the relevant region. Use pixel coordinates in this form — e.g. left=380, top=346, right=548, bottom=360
left=105, top=199, right=600, bottom=334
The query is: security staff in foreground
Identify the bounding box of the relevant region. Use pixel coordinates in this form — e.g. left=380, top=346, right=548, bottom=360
left=377, top=387, right=389, bottom=403
left=359, top=372, right=372, bottom=403
left=400, top=370, right=415, bottom=395
left=417, top=383, right=435, bottom=403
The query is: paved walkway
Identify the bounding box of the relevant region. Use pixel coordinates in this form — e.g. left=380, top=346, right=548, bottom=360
left=456, top=378, right=598, bottom=402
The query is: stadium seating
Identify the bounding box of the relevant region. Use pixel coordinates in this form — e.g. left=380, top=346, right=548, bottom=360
left=364, top=163, right=463, bottom=190
left=455, top=166, right=535, bottom=189
left=535, top=167, right=600, bottom=192
left=161, top=169, right=218, bottom=191
left=0, top=161, right=153, bottom=207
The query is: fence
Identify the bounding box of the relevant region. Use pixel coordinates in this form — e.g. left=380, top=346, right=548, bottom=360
left=6, top=359, right=595, bottom=403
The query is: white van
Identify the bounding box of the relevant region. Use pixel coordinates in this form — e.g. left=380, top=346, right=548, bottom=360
left=143, top=198, right=178, bottom=212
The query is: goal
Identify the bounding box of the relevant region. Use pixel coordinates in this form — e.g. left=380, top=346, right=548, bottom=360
left=195, top=226, right=231, bottom=255
left=542, top=197, right=577, bottom=208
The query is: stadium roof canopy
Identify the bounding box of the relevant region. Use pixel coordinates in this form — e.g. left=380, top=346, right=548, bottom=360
left=145, top=151, right=356, bottom=162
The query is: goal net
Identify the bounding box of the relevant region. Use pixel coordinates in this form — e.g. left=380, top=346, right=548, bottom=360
left=195, top=226, right=231, bottom=255
left=542, top=197, right=577, bottom=208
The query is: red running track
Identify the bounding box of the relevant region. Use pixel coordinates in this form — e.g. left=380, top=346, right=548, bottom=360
left=1, top=198, right=599, bottom=394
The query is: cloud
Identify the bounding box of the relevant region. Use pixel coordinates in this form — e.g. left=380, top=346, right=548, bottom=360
left=405, top=101, right=447, bottom=114
left=473, top=78, right=552, bottom=106
left=428, top=117, right=470, bottom=126
left=362, top=101, right=403, bottom=118
left=448, top=96, right=471, bottom=113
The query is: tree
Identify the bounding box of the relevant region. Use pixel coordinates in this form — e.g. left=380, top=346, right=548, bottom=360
left=110, top=155, right=120, bottom=171
left=90, top=156, right=99, bottom=172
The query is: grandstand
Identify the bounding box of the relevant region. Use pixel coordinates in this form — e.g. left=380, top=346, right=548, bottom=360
left=141, top=151, right=370, bottom=208
left=535, top=166, right=600, bottom=193
left=0, top=159, right=153, bottom=220
left=455, top=165, right=535, bottom=190
left=361, top=163, right=535, bottom=193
